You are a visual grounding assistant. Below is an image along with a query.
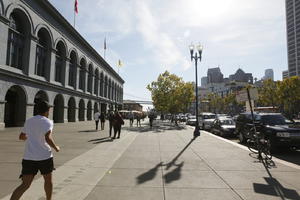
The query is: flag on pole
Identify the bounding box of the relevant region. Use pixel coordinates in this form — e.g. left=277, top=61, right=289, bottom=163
left=74, top=0, right=78, bottom=14
left=104, top=37, right=107, bottom=50
left=118, top=59, right=122, bottom=67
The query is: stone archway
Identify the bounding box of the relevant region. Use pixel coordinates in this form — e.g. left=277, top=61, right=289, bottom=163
left=68, top=97, right=76, bottom=122
left=78, top=99, right=85, bottom=121
left=87, top=101, right=92, bottom=121
left=53, top=94, right=64, bottom=123
left=33, top=90, right=49, bottom=116
left=4, top=85, right=27, bottom=127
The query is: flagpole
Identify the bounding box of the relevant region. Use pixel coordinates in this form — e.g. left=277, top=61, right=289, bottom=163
left=73, top=9, right=76, bottom=28
left=104, top=37, right=106, bottom=60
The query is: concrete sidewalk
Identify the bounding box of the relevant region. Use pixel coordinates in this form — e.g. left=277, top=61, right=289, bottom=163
left=1, top=120, right=300, bottom=200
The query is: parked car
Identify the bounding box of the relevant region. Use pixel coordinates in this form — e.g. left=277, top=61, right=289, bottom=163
left=211, top=117, right=236, bottom=137
left=199, top=112, right=216, bottom=130
left=186, top=115, right=196, bottom=126
left=235, top=112, right=300, bottom=152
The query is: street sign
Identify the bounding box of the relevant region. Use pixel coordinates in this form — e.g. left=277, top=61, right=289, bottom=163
left=236, top=88, right=258, bottom=102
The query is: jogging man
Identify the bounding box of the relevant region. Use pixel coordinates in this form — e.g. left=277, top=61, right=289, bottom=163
left=10, top=101, right=60, bottom=200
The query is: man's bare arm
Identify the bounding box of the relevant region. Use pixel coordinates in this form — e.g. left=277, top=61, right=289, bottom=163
left=19, top=133, right=27, bottom=141
left=45, top=130, right=60, bottom=152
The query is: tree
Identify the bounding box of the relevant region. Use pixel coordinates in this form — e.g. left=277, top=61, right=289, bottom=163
left=258, top=79, right=279, bottom=108
left=277, top=76, right=300, bottom=118
left=147, top=71, right=194, bottom=114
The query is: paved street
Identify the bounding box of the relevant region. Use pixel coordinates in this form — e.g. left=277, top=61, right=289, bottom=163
left=0, top=120, right=300, bottom=200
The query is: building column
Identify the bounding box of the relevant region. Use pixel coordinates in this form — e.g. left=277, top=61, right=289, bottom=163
left=64, top=106, right=68, bottom=122
left=75, top=106, right=79, bottom=122
left=0, top=101, right=5, bottom=129
left=49, top=49, right=56, bottom=83
left=48, top=104, right=54, bottom=120
left=84, top=70, right=88, bottom=92
left=26, top=102, right=35, bottom=120
left=64, top=59, right=70, bottom=87
left=27, top=36, right=38, bottom=76
left=76, top=66, right=80, bottom=91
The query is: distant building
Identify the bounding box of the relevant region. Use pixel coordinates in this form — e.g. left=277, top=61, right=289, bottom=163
left=207, top=67, right=223, bottom=84
left=282, top=70, right=289, bottom=80
left=285, top=0, right=300, bottom=77
left=229, top=69, right=253, bottom=84
left=123, top=100, right=143, bottom=112
left=263, top=69, right=274, bottom=80
left=201, top=76, right=208, bottom=87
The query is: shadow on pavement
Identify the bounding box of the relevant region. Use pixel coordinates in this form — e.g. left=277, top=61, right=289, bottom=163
left=123, top=121, right=187, bottom=133
left=136, top=138, right=196, bottom=185
left=253, top=158, right=300, bottom=200
left=88, top=137, right=114, bottom=144
left=79, top=130, right=99, bottom=133
left=136, top=162, right=162, bottom=184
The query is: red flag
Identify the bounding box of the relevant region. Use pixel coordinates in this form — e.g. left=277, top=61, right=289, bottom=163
left=74, top=0, right=78, bottom=14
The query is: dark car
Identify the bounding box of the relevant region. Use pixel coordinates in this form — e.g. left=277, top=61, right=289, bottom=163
left=211, top=117, right=236, bottom=137
left=235, top=112, right=300, bottom=151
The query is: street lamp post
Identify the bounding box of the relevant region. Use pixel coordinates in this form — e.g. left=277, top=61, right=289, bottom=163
left=189, top=43, right=203, bottom=137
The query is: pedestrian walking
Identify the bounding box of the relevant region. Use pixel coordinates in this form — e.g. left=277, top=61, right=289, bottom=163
left=94, top=111, right=101, bottom=130
left=136, top=113, right=141, bottom=127
left=108, top=110, right=114, bottom=137
left=149, top=113, right=154, bottom=127
left=10, top=101, right=60, bottom=200
left=113, top=111, right=124, bottom=139
left=100, top=112, right=106, bottom=130
left=128, top=111, right=134, bottom=127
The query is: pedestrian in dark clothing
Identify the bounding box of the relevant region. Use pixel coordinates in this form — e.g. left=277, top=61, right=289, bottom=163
left=128, top=111, right=134, bottom=127
left=94, top=111, right=100, bottom=130
left=136, top=113, right=141, bottom=127
left=149, top=114, right=154, bottom=127
left=100, top=112, right=106, bottom=130
left=113, top=112, right=124, bottom=139
left=108, top=111, right=114, bottom=137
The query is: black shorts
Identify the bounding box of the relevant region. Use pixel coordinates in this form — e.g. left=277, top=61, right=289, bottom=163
left=20, top=157, right=54, bottom=178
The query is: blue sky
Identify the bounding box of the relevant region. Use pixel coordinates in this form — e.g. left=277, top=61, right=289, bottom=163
left=49, top=0, right=287, bottom=101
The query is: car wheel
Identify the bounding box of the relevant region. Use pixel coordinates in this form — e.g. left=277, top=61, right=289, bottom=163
left=239, top=132, right=246, bottom=143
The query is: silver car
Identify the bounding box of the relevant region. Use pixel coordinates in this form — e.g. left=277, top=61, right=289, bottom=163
left=199, top=112, right=216, bottom=130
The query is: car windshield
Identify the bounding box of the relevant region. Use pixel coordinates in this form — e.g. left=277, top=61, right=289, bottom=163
left=220, top=120, right=235, bottom=125
left=260, top=115, right=292, bottom=125
left=203, top=115, right=216, bottom=119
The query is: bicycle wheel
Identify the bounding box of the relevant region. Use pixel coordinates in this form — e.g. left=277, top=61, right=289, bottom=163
left=260, top=139, right=272, bottom=160
left=247, top=138, right=259, bottom=154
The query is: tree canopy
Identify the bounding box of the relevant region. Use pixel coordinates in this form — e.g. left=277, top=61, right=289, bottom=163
left=147, top=71, right=194, bottom=114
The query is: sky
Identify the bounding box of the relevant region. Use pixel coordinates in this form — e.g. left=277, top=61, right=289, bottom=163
left=48, top=0, right=287, bottom=101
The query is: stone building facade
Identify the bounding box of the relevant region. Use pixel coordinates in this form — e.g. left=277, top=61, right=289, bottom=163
left=0, top=0, right=124, bottom=128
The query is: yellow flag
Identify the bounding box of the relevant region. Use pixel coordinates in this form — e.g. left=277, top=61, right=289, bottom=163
left=118, top=59, right=122, bottom=67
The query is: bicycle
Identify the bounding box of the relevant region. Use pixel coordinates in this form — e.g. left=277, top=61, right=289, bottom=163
left=246, top=127, right=272, bottom=162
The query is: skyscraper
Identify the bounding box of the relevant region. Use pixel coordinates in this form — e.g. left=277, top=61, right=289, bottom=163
left=263, top=69, right=274, bottom=80
left=285, top=0, right=300, bottom=77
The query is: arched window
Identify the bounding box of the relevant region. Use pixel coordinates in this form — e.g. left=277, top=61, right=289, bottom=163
left=87, top=64, right=93, bottom=93
left=94, top=69, right=99, bottom=95
left=7, top=10, right=29, bottom=70
left=55, top=41, right=66, bottom=84
left=35, top=28, right=51, bottom=78
left=69, top=51, right=77, bottom=88
left=79, top=58, right=86, bottom=90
